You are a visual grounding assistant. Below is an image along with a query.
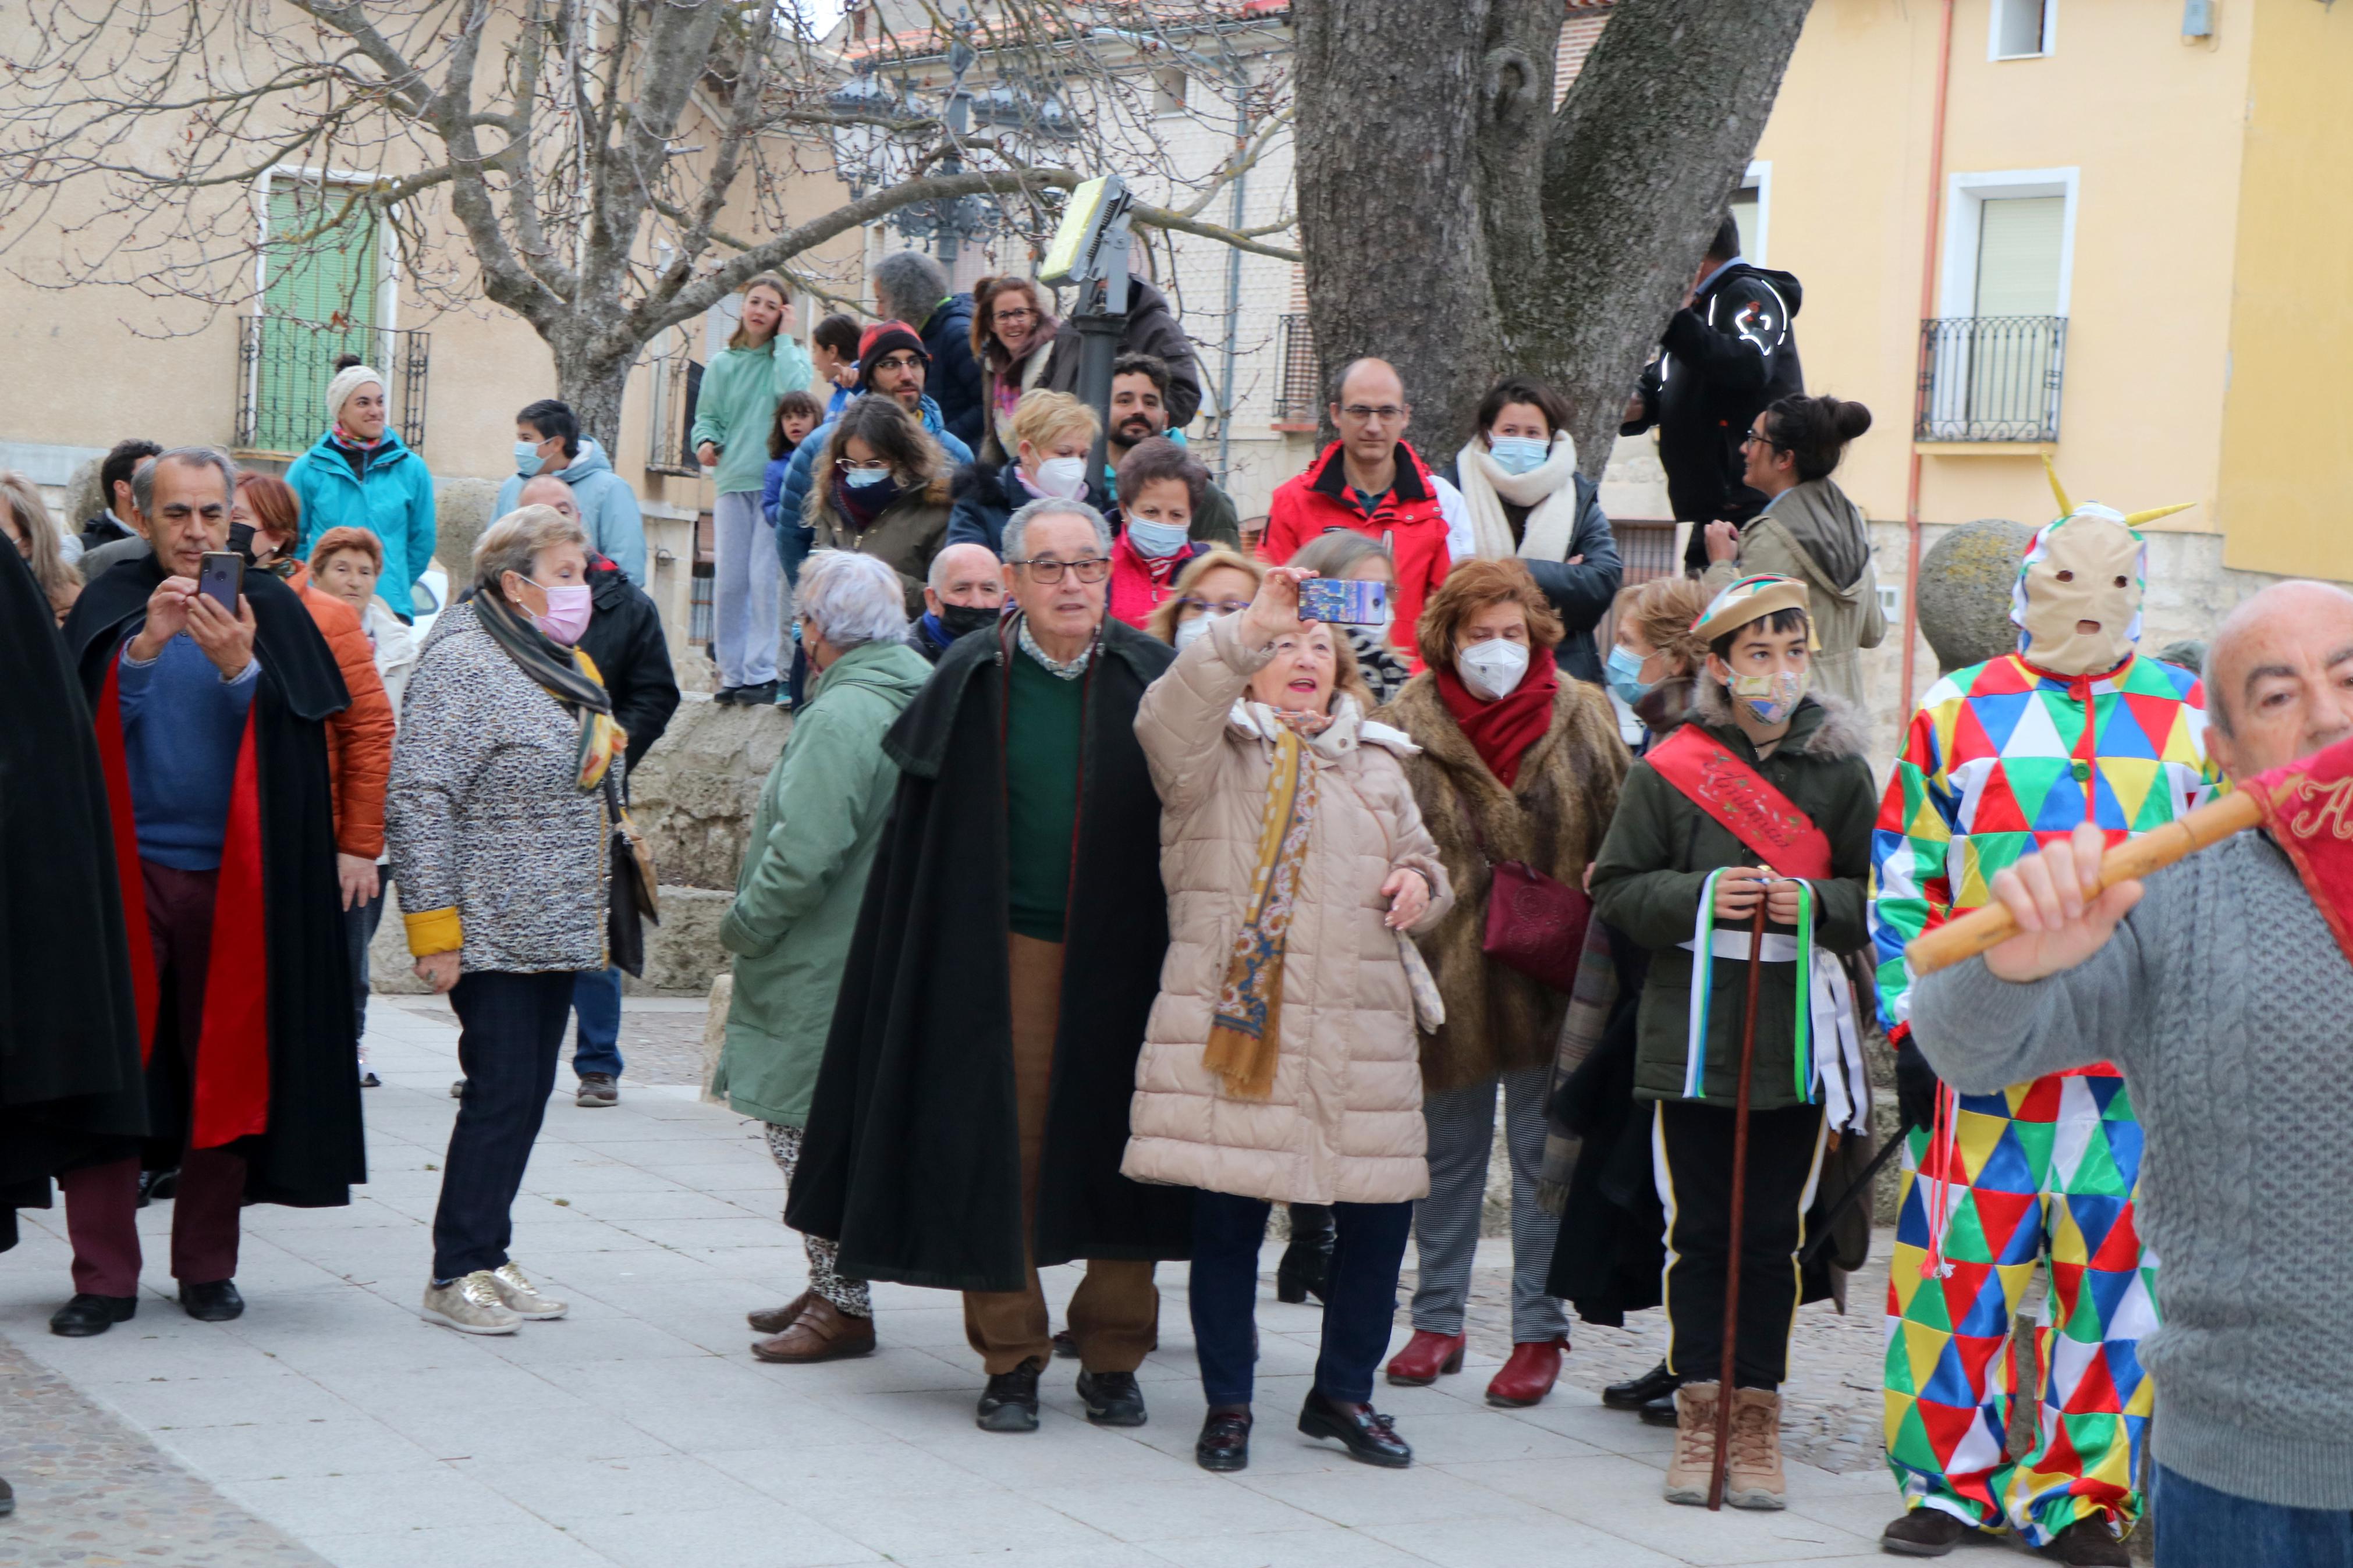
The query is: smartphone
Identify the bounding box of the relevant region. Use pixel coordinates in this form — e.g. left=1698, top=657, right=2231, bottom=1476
left=1298, top=575, right=1389, bottom=627
left=197, top=551, right=242, bottom=614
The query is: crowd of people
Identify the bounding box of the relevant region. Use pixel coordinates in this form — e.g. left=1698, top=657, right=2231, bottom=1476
left=6, top=219, right=2352, bottom=1568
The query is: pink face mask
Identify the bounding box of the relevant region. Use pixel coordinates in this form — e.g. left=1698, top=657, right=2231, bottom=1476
left=528, top=581, right=593, bottom=645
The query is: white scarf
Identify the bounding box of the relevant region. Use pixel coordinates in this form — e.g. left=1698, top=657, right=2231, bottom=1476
left=1454, top=432, right=1582, bottom=562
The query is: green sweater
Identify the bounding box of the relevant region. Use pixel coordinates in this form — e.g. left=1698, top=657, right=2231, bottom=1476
left=1588, top=691, right=1878, bottom=1111
left=690, top=336, right=816, bottom=496
left=1005, top=652, right=1085, bottom=942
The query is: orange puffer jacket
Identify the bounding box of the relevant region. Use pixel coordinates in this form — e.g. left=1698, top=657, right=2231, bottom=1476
left=280, top=561, right=396, bottom=859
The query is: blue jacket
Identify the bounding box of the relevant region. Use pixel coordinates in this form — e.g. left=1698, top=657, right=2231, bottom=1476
left=288, top=428, right=437, bottom=622
left=772, top=393, right=973, bottom=552
left=494, top=438, right=647, bottom=585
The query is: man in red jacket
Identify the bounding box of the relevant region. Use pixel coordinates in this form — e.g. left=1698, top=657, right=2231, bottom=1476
left=1259, top=358, right=1468, bottom=664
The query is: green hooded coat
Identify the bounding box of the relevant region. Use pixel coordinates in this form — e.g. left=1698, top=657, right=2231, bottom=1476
left=715, top=637, right=932, bottom=1126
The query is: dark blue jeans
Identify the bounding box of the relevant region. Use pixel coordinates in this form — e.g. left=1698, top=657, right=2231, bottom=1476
left=570, top=966, right=624, bottom=1079
left=1190, top=1189, right=1412, bottom=1409
left=432, top=970, right=573, bottom=1281
left=2156, top=1464, right=2353, bottom=1568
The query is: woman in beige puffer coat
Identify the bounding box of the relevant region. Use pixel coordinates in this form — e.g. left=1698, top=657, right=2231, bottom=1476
left=1124, top=567, right=1452, bottom=1475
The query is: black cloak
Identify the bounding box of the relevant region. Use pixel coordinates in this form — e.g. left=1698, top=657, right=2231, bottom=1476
left=61, top=554, right=367, bottom=1208
left=0, top=546, right=146, bottom=1251
left=787, top=618, right=1193, bottom=1290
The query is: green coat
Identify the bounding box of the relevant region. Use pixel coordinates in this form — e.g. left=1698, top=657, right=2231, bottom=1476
left=715, top=638, right=932, bottom=1126
left=1588, top=682, right=1878, bottom=1111
left=691, top=336, right=817, bottom=496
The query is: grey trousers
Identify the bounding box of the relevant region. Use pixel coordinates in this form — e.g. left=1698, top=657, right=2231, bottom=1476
left=1409, top=1067, right=1568, bottom=1343
left=712, top=489, right=782, bottom=688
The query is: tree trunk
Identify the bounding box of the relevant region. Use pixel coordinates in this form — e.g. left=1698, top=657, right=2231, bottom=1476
left=552, top=343, right=637, bottom=461
left=1292, top=0, right=1504, bottom=457
left=1292, top=0, right=1812, bottom=482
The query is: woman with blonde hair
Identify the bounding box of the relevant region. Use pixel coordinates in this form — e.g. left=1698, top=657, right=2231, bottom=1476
left=1126, top=566, right=1451, bottom=1473
left=0, top=471, right=79, bottom=623
left=1603, top=574, right=1712, bottom=753
left=1144, top=547, right=1261, bottom=649
left=690, top=271, right=815, bottom=706
left=946, top=388, right=1106, bottom=556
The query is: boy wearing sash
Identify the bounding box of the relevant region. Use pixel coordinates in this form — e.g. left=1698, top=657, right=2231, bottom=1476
left=1867, top=495, right=2217, bottom=1565
left=1588, top=574, right=1878, bottom=1508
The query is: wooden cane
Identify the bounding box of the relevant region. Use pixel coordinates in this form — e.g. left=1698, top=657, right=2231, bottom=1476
left=1709, top=902, right=1770, bottom=1511
left=1904, top=791, right=2262, bottom=978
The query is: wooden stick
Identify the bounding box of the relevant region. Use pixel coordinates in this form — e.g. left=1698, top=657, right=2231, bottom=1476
left=1904, top=790, right=2263, bottom=977
left=1710, top=903, right=1769, bottom=1512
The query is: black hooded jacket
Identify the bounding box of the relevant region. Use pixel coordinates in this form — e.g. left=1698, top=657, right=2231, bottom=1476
left=576, top=553, right=680, bottom=769
left=785, top=618, right=1193, bottom=1289
left=1621, top=261, right=1805, bottom=570
left=921, top=293, right=985, bottom=453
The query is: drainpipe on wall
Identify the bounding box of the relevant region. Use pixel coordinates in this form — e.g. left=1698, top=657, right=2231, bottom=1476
left=1901, top=0, right=1958, bottom=719
left=1215, top=63, right=1250, bottom=488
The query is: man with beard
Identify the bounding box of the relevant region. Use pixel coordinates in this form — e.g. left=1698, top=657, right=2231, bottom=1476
left=1104, top=353, right=1239, bottom=549
left=51, top=447, right=366, bottom=1336
left=788, top=497, right=1189, bottom=1435
left=1868, top=479, right=2214, bottom=1565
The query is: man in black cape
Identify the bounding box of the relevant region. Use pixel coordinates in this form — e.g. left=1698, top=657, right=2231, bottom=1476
left=51, top=446, right=366, bottom=1336
left=789, top=497, right=1190, bottom=1434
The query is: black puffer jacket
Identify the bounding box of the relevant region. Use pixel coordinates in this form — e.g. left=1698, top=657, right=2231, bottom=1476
left=921, top=293, right=985, bottom=453
left=1621, top=261, right=1805, bottom=570
left=576, top=553, right=680, bottom=769
left=1038, top=280, right=1203, bottom=431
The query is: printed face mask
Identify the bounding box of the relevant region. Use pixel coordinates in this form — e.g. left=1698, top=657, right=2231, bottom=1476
left=1454, top=638, right=1530, bottom=700
left=1606, top=643, right=1652, bottom=705
left=1488, top=436, right=1549, bottom=477
left=2018, top=517, right=2143, bottom=676
left=1727, top=666, right=1806, bottom=725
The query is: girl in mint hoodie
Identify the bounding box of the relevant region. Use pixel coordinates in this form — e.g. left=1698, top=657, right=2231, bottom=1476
left=691, top=272, right=814, bottom=704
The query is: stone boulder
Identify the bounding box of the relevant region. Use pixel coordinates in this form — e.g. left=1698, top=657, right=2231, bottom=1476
left=1916, top=519, right=2035, bottom=676
left=430, top=477, right=506, bottom=579
left=63, top=456, right=105, bottom=533
left=624, top=694, right=793, bottom=891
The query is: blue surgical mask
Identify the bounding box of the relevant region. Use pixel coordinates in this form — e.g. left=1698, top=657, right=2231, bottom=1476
left=1126, top=517, right=1190, bottom=559
left=514, top=440, right=548, bottom=477
left=843, top=466, right=893, bottom=489
left=1606, top=643, right=1652, bottom=706
left=1488, top=436, right=1549, bottom=477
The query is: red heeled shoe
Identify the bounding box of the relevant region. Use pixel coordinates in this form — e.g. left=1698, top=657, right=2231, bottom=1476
left=1384, top=1329, right=1467, bottom=1386
left=1484, top=1336, right=1567, bottom=1407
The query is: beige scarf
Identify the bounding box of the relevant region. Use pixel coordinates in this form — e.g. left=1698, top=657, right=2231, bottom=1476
left=1453, top=432, right=1582, bottom=563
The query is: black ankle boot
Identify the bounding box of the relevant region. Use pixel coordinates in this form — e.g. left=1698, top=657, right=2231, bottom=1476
left=1276, top=1203, right=1336, bottom=1304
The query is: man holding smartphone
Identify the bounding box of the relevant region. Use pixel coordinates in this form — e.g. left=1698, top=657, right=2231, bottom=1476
left=52, top=447, right=365, bottom=1338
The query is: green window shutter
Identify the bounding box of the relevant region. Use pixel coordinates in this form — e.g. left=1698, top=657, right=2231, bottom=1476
left=257, top=184, right=382, bottom=453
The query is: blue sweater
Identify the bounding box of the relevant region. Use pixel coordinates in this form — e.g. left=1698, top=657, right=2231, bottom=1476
left=118, top=634, right=258, bottom=870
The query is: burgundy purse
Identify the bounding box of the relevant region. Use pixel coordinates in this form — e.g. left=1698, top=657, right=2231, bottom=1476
left=1451, top=780, right=1590, bottom=994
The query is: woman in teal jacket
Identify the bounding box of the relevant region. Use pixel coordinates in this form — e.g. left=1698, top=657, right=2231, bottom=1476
left=691, top=271, right=815, bottom=706
left=717, top=549, right=931, bottom=1366
left=289, top=363, right=438, bottom=623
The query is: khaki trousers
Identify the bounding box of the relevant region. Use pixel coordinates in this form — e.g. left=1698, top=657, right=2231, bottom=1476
left=962, top=934, right=1158, bottom=1375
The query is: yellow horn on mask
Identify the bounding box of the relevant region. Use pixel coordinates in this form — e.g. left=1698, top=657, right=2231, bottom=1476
left=2042, top=453, right=2074, bottom=519
left=2121, top=502, right=2195, bottom=527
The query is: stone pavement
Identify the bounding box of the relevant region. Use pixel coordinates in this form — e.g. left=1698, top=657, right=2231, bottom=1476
left=3, top=997, right=1935, bottom=1567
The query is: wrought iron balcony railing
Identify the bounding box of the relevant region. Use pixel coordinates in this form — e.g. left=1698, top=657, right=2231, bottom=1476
left=237, top=315, right=430, bottom=454
left=1914, top=314, right=2067, bottom=443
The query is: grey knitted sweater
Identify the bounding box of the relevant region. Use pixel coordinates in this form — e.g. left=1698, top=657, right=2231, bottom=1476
left=1914, top=831, right=2353, bottom=1509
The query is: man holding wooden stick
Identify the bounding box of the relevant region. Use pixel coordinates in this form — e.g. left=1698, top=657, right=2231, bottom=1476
left=1868, top=486, right=2218, bottom=1565
left=1907, top=578, right=2353, bottom=1567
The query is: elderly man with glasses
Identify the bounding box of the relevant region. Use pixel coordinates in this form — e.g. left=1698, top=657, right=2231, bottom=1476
left=789, top=497, right=1190, bottom=1437
left=1258, top=357, right=1469, bottom=665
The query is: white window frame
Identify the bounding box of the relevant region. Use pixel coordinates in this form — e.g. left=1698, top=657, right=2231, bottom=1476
left=1936, top=167, right=2079, bottom=320
left=1736, top=159, right=1772, bottom=265
left=1988, top=0, right=2057, bottom=61
left=250, top=165, right=403, bottom=333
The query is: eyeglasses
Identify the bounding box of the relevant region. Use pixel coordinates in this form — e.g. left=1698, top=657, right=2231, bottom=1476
left=1009, top=556, right=1111, bottom=584
left=869, top=353, right=922, bottom=373
left=835, top=458, right=893, bottom=473
left=1183, top=597, right=1252, bottom=615
left=993, top=308, right=1038, bottom=325
left=1336, top=404, right=1407, bottom=422
left=1739, top=429, right=1784, bottom=450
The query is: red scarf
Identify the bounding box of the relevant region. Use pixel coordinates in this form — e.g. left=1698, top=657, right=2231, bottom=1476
left=1435, top=656, right=1559, bottom=788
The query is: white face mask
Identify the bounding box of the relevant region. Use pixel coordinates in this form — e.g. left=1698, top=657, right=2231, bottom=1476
left=1454, top=638, right=1530, bottom=700
left=1032, top=456, right=1089, bottom=501
left=1174, top=611, right=1220, bottom=652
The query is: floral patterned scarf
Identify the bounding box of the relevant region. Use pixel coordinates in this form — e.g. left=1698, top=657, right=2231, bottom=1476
left=1204, top=710, right=1326, bottom=1098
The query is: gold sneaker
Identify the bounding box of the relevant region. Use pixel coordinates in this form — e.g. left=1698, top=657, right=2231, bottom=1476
left=422, top=1272, right=521, bottom=1335
left=488, top=1262, right=568, bottom=1320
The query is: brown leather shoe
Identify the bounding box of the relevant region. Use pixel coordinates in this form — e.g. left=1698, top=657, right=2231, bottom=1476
left=750, top=1297, right=875, bottom=1363
left=747, top=1290, right=811, bottom=1335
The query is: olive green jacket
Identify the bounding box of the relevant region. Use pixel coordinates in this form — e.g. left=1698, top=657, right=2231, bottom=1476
left=1588, top=680, right=1878, bottom=1111
left=715, top=638, right=932, bottom=1126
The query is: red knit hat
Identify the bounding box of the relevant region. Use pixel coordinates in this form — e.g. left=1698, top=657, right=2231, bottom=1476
left=857, top=320, right=929, bottom=386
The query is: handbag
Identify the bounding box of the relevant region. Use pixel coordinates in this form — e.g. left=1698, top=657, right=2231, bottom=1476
left=1450, top=778, right=1590, bottom=994
left=602, top=772, right=661, bottom=979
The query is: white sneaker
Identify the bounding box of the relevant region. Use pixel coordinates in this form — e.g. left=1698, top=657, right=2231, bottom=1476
left=488, top=1262, right=567, bottom=1320
left=422, top=1272, right=521, bottom=1335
